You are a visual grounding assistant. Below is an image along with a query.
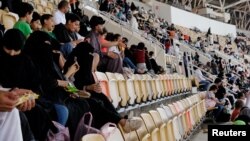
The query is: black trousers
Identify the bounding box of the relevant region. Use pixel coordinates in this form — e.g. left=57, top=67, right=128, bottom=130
left=19, top=112, right=35, bottom=141
left=87, top=92, right=122, bottom=129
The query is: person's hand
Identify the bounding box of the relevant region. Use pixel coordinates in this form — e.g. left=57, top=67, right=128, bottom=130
left=86, top=83, right=102, bottom=93
left=65, top=62, right=80, bottom=78
left=107, top=51, right=118, bottom=59
left=0, top=90, right=18, bottom=112
left=57, top=80, right=69, bottom=88
left=11, top=88, right=36, bottom=112
left=72, top=39, right=84, bottom=47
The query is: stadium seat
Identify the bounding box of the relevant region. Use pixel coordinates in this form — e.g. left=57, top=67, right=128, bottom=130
left=82, top=134, right=105, bottom=141
left=149, top=110, right=168, bottom=141
left=1, top=12, right=18, bottom=30
left=140, top=113, right=161, bottom=141
left=105, top=72, right=123, bottom=108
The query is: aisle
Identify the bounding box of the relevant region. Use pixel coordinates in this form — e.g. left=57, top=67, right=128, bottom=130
left=190, top=129, right=207, bottom=141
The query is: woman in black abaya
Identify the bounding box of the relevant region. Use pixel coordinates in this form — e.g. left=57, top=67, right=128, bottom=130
left=23, top=31, right=90, bottom=139
left=64, top=42, right=142, bottom=132
left=0, top=29, right=57, bottom=141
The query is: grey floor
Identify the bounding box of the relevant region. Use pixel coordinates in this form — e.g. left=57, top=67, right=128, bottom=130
left=190, top=129, right=208, bottom=141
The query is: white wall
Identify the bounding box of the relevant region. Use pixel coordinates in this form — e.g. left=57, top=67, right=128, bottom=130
left=151, top=1, right=172, bottom=23
left=151, top=1, right=237, bottom=38
left=126, top=0, right=152, bottom=11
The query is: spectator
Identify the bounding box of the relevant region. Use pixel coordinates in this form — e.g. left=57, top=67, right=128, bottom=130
left=13, top=2, right=34, bottom=38
left=231, top=100, right=244, bottom=121
left=53, top=0, right=70, bottom=25
left=89, top=15, right=123, bottom=73
left=40, top=14, right=56, bottom=39
left=149, top=51, right=162, bottom=74
left=134, top=42, right=147, bottom=73
left=53, top=13, right=84, bottom=58
left=194, top=64, right=210, bottom=90
left=30, top=12, right=41, bottom=31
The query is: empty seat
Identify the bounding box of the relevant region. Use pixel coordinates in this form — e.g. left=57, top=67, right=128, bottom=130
left=2, top=12, right=18, bottom=30
left=106, top=127, right=125, bottom=141
left=106, top=72, right=125, bottom=107
left=95, top=72, right=121, bottom=108
left=141, top=113, right=161, bottom=141
left=154, top=75, right=164, bottom=98
left=131, top=74, right=143, bottom=104
left=172, top=116, right=182, bottom=141
left=135, top=117, right=151, bottom=141
left=115, top=73, right=136, bottom=105
left=166, top=119, right=175, bottom=141
left=135, top=74, right=148, bottom=102
left=118, top=124, right=139, bottom=141
left=149, top=110, right=168, bottom=141
left=156, top=107, right=169, bottom=123
left=82, top=134, right=105, bottom=141
left=142, top=74, right=154, bottom=101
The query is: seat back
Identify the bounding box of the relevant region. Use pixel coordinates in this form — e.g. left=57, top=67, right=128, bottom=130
left=154, top=75, right=163, bottom=98
left=156, top=107, right=169, bottom=123
left=166, top=120, right=175, bottom=141
left=107, top=127, right=125, bottom=141
left=162, top=105, right=174, bottom=119
left=105, top=72, right=122, bottom=108
left=135, top=74, right=148, bottom=102
left=118, top=124, right=139, bottom=141
left=82, top=134, right=105, bottom=141
left=149, top=110, right=168, bottom=141
left=141, top=113, right=161, bottom=141
left=142, top=74, right=153, bottom=101
left=2, top=12, right=18, bottom=30
left=95, top=72, right=111, bottom=99
left=131, top=74, right=143, bottom=103
left=135, top=117, right=151, bottom=141
left=113, top=73, right=129, bottom=107
left=172, top=117, right=182, bottom=141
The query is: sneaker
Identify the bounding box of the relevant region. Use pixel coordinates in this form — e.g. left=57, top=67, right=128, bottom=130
left=122, top=117, right=143, bottom=133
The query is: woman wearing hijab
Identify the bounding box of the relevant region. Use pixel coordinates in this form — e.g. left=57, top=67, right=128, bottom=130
left=23, top=31, right=90, bottom=139
left=0, top=29, right=58, bottom=141
left=64, top=42, right=143, bottom=133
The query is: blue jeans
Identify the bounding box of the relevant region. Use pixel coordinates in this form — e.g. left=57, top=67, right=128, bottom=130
left=199, top=80, right=210, bottom=91
left=123, top=57, right=137, bottom=70
left=60, top=43, right=73, bottom=59
left=214, top=104, right=224, bottom=120
left=54, top=104, right=69, bottom=126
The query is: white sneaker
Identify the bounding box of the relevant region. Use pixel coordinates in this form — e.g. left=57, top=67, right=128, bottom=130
left=122, top=117, right=143, bottom=133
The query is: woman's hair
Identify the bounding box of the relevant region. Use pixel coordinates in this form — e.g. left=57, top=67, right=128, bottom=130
left=105, top=32, right=114, bottom=41
left=137, top=42, right=145, bottom=50
left=209, top=85, right=217, bottom=91
left=2, top=29, right=26, bottom=51
left=16, top=2, right=34, bottom=17
left=235, top=100, right=244, bottom=109
left=214, top=78, right=222, bottom=84
left=100, top=27, right=108, bottom=36
left=31, top=12, right=41, bottom=23
left=113, top=34, right=121, bottom=41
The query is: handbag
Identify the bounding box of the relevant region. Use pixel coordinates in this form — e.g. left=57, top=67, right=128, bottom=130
left=74, top=112, right=117, bottom=141
left=46, top=121, right=70, bottom=141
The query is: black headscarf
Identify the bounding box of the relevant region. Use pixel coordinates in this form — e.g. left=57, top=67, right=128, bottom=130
left=64, top=42, right=95, bottom=89
left=0, top=29, right=41, bottom=93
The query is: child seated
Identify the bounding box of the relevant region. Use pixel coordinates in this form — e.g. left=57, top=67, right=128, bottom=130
left=231, top=100, right=244, bottom=121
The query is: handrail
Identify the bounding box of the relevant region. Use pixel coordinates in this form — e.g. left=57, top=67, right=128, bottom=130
left=192, top=64, right=235, bottom=89
left=83, top=1, right=166, bottom=50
